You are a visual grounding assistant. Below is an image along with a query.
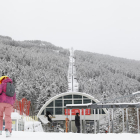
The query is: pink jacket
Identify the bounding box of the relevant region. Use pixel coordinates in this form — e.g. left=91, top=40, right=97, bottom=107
left=0, top=78, right=16, bottom=106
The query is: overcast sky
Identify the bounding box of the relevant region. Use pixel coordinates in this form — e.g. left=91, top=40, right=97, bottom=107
left=0, top=0, right=140, bottom=60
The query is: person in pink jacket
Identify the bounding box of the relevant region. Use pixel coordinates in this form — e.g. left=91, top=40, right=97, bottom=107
left=0, top=76, right=16, bottom=137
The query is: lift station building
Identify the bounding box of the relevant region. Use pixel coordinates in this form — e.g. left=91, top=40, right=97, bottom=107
left=37, top=92, right=107, bottom=132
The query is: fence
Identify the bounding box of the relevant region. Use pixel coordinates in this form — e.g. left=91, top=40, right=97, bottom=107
left=66, top=103, right=140, bottom=133
left=91, top=103, right=140, bottom=133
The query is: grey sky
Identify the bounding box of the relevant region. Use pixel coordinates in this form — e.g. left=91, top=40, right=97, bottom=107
left=0, top=0, right=140, bottom=60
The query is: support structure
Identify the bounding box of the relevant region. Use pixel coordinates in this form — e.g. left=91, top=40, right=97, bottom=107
left=94, top=109, right=96, bottom=134
left=108, top=109, right=110, bottom=133
left=83, top=109, right=86, bottom=133
left=122, top=108, right=124, bottom=132
left=137, top=108, right=139, bottom=133
left=80, top=109, right=82, bottom=133
left=66, top=103, right=140, bottom=134
left=126, top=108, right=128, bottom=133
left=112, top=109, right=114, bottom=133
left=70, top=109, right=72, bottom=132
left=97, top=109, right=99, bottom=133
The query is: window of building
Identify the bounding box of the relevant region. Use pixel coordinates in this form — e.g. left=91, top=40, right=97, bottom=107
left=92, top=100, right=96, bottom=104
left=55, top=108, right=62, bottom=115
left=64, top=100, right=72, bottom=106
left=74, top=100, right=82, bottom=104
left=57, top=97, right=62, bottom=99
left=73, top=95, right=82, bottom=99
left=46, top=108, right=53, bottom=115
left=92, top=109, right=105, bottom=114
left=102, top=109, right=105, bottom=114
left=64, top=95, right=72, bottom=99
left=55, top=100, right=62, bottom=107
left=83, top=99, right=91, bottom=104
left=93, top=109, right=98, bottom=114
left=83, top=96, right=88, bottom=98
left=47, top=101, right=53, bottom=107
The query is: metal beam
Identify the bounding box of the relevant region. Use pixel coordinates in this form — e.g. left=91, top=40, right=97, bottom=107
left=94, top=109, right=96, bottom=134
left=112, top=109, right=114, bottom=133
left=108, top=109, right=110, bottom=133
left=137, top=108, right=139, bottom=133
left=122, top=108, right=124, bottom=132
left=126, top=108, right=128, bottom=133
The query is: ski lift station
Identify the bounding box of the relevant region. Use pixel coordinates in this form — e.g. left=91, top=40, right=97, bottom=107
left=37, top=92, right=107, bottom=132
left=37, top=48, right=107, bottom=132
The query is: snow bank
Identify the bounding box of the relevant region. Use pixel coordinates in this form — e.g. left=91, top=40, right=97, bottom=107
left=23, top=116, right=43, bottom=132
left=10, top=112, right=43, bottom=132
left=24, top=121, right=43, bottom=132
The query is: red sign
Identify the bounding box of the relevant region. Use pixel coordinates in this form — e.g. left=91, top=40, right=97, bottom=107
left=65, top=109, right=90, bottom=115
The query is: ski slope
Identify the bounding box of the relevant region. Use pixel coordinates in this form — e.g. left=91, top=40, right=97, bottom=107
left=0, top=131, right=139, bottom=140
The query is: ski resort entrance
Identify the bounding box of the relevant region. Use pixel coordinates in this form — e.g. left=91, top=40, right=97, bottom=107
left=37, top=91, right=107, bottom=132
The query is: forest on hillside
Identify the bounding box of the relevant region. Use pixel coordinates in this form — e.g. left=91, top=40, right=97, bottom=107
left=75, top=50, right=140, bottom=102
left=75, top=50, right=140, bottom=133
left=0, top=35, right=69, bottom=114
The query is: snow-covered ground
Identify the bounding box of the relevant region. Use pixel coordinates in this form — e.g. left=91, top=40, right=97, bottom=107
left=0, top=131, right=140, bottom=140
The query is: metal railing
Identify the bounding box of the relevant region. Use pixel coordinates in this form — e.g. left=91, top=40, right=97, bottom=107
left=91, top=103, right=140, bottom=133
left=66, top=91, right=140, bottom=133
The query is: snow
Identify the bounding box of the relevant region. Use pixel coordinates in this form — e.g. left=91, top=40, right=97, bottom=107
left=10, top=112, right=43, bottom=132
left=95, top=102, right=140, bottom=105
left=38, top=115, right=49, bottom=125
left=0, top=131, right=139, bottom=140
left=11, top=112, right=21, bottom=119
left=66, top=103, right=92, bottom=107
left=23, top=116, right=43, bottom=132
left=24, top=120, right=43, bottom=132
left=8, top=110, right=137, bottom=140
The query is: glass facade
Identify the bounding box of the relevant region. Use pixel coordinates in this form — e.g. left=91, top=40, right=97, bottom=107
left=57, top=97, right=62, bottom=99
left=64, top=95, right=72, bottom=99
left=102, top=109, right=105, bottom=114
left=55, top=100, right=62, bottom=107
left=74, top=100, right=82, bottom=104
left=47, top=101, right=53, bottom=107
left=42, top=94, right=106, bottom=115
left=46, top=108, right=53, bottom=115
left=55, top=108, right=63, bottom=115
left=92, top=100, right=96, bottom=104
left=73, top=95, right=82, bottom=99
left=83, top=96, right=88, bottom=98
left=64, top=100, right=72, bottom=106
left=93, top=109, right=105, bottom=114
left=83, top=99, right=91, bottom=104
